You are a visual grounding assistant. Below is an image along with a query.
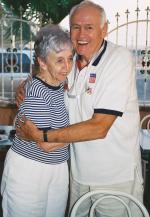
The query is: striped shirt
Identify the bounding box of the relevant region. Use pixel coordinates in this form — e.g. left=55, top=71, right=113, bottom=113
left=11, top=77, right=69, bottom=164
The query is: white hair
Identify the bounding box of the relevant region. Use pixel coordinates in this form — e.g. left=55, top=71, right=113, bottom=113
left=34, top=25, right=72, bottom=60
left=69, top=0, right=107, bottom=28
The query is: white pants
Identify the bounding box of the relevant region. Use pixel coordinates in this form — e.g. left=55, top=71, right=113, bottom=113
left=69, top=170, right=144, bottom=217
left=1, top=149, right=69, bottom=217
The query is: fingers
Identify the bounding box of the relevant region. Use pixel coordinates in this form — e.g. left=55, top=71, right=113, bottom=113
left=16, top=113, right=26, bottom=126
left=19, top=115, right=27, bottom=124
left=15, top=114, right=28, bottom=138
left=15, top=122, right=28, bottom=141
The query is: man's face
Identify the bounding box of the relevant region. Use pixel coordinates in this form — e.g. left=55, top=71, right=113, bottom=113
left=70, top=6, right=107, bottom=62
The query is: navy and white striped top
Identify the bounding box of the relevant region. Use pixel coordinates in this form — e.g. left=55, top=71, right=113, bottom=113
left=11, top=77, right=69, bottom=164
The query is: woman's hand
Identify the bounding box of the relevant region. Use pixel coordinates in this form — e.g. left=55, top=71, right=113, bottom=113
left=37, top=142, right=67, bottom=152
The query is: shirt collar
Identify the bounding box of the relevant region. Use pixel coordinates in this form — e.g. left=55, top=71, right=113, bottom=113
left=75, top=40, right=107, bottom=68
left=92, top=40, right=107, bottom=66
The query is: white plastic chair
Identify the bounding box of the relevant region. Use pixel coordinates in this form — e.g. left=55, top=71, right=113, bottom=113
left=140, top=114, right=150, bottom=152
left=140, top=114, right=150, bottom=131
left=70, top=190, right=150, bottom=217
left=140, top=114, right=150, bottom=185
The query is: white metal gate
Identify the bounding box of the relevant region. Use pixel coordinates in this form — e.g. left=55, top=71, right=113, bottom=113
left=0, top=5, right=150, bottom=106
left=0, top=14, right=39, bottom=103
left=108, top=6, right=150, bottom=106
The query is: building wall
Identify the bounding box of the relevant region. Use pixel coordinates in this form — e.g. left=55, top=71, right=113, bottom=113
left=0, top=104, right=17, bottom=125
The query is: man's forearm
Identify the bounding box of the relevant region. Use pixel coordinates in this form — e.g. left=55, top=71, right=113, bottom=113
left=44, top=114, right=116, bottom=143
left=47, top=121, right=98, bottom=143
left=17, top=113, right=116, bottom=144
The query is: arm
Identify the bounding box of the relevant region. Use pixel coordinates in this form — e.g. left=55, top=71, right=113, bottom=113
left=45, top=113, right=117, bottom=142
left=15, top=74, right=32, bottom=107
left=15, top=80, right=26, bottom=107
left=38, top=141, right=68, bottom=152
left=16, top=113, right=117, bottom=149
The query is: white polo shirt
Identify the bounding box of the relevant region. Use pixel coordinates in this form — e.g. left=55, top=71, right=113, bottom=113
left=67, top=40, right=142, bottom=185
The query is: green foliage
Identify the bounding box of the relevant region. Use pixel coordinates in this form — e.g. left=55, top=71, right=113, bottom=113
left=1, top=0, right=83, bottom=24
left=0, top=0, right=82, bottom=46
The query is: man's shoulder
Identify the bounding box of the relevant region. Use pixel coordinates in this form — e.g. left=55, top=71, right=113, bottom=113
left=107, top=41, right=132, bottom=59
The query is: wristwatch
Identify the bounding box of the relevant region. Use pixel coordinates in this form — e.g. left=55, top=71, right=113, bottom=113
left=43, top=130, right=48, bottom=142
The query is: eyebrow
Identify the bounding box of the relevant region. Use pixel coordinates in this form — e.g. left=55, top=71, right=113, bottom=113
left=71, top=24, right=94, bottom=27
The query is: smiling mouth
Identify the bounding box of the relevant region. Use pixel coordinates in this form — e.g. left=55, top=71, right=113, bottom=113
left=77, top=40, right=88, bottom=45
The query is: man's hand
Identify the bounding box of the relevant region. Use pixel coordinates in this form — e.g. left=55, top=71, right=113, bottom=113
left=15, top=80, right=26, bottom=107
left=16, top=115, right=67, bottom=151
left=37, top=142, right=67, bottom=152
left=16, top=116, right=42, bottom=142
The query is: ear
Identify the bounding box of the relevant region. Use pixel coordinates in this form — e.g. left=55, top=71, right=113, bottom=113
left=102, top=22, right=108, bottom=38
left=37, top=57, right=47, bottom=70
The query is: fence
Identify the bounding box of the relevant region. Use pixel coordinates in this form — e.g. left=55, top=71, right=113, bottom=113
left=0, top=5, right=150, bottom=106
left=0, top=14, right=39, bottom=103
left=107, top=5, right=150, bottom=106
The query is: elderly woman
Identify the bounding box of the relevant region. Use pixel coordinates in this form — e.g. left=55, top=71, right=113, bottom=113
left=1, top=25, right=73, bottom=217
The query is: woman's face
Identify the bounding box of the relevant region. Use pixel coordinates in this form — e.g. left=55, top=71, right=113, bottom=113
left=41, top=48, right=73, bottom=85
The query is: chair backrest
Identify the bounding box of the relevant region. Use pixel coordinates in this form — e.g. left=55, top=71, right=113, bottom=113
left=70, top=190, right=150, bottom=217
left=141, top=115, right=150, bottom=130
left=140, top=114, right=150, bottom=150
left=140, top=114, right=150, bottom=184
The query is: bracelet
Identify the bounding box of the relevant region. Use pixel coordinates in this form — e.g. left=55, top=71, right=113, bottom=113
left=43, top=130, right=48, bottom=142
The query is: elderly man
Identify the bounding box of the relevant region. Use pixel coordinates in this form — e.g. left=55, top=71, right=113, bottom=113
left=16, top=1, right=143, bottom=216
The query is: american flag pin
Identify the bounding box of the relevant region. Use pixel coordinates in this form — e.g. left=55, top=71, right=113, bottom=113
left=89, top=73, right=96, bottom=83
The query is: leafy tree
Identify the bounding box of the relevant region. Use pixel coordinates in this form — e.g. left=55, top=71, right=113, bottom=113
left=0, top=0, right=82, bottom=48
left=0, top=0, right=83, bottom=24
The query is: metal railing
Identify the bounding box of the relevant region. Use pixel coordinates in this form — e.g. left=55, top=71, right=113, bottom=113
left=0, top=5, right=150, bottom=106
left=108, top=6, right=150, bottom=106
left=0, top=12, right=39, bottom=104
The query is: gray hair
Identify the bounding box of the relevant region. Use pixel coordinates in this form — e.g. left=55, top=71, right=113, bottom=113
left=34, top=24, right=73, bottom=61
left=69, top=0, right=107, bottom=28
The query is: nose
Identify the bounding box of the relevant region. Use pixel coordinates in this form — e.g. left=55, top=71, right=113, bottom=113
left=78, top=27, right=86, bottom=37
left=64, top=59, right=72, bottom=72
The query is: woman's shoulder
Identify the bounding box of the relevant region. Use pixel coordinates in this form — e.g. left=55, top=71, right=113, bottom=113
left=26, top=77, right=47, bottom=97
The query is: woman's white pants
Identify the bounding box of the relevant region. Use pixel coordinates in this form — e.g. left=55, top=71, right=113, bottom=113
left=1, top=149, right=69, bottom=217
